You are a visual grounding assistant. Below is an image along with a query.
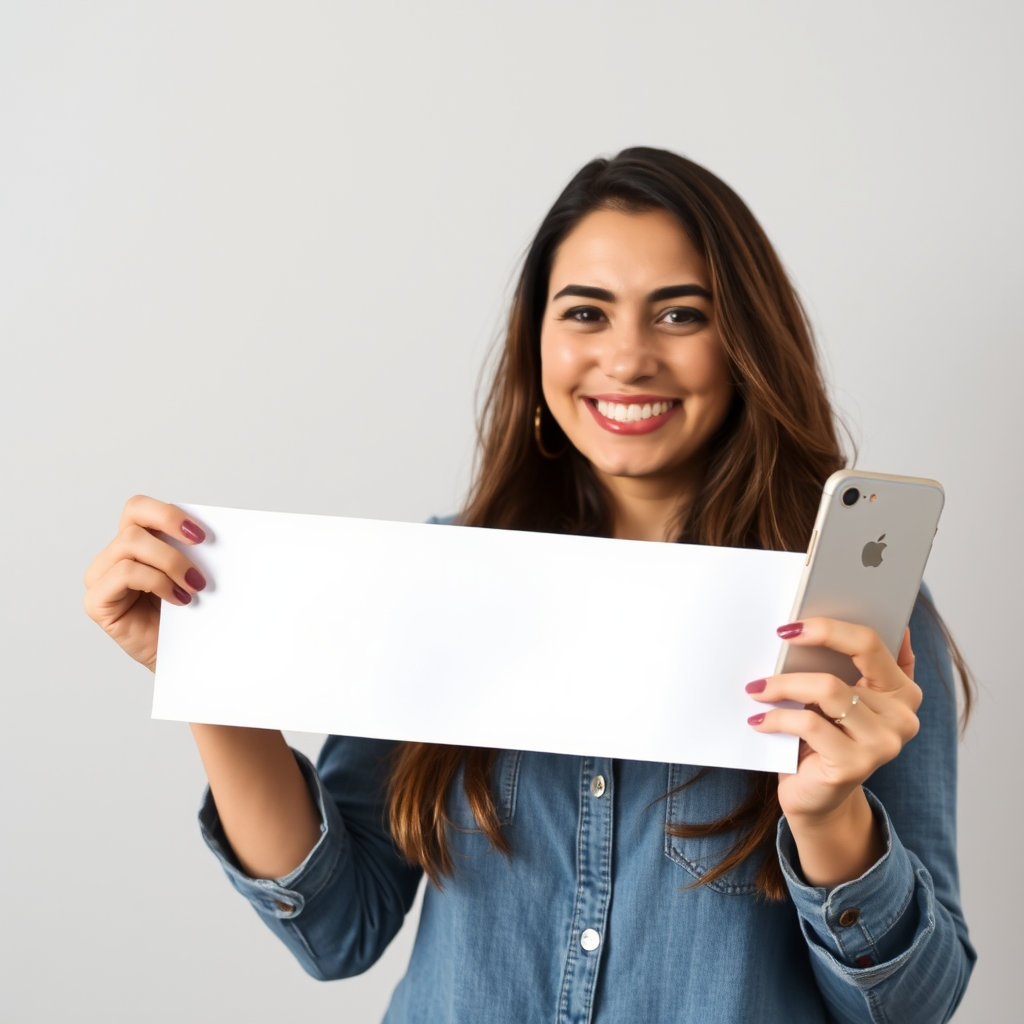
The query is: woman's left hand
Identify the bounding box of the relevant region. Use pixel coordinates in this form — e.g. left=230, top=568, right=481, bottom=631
left=746, top=617, right=922, bottom=822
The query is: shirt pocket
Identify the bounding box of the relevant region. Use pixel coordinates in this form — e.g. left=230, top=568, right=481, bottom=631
left=663, top=763, right=763, bottom=896
left=445, top=748, right=522, bottom=833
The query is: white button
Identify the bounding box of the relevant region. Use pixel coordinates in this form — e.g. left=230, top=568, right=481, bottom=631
left=580, top=928, right=601, bottom=951
left=590, top=775, right=606, bottom=798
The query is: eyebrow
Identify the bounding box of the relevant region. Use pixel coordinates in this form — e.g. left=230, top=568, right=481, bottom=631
left=550, top=283, right=712, bottom=303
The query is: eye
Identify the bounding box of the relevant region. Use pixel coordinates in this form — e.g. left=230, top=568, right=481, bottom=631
left=559, top=305, right=606, bottom=324
left=658, top=306, right=707, bottom=326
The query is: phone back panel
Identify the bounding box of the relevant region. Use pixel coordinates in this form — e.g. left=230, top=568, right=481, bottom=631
left=775, top=471, right=944, bottom=685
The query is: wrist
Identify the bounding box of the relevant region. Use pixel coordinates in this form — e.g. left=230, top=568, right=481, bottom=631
left=785, top=786, right=864, bottom=833
left=786, top=789, right=885, bottom=889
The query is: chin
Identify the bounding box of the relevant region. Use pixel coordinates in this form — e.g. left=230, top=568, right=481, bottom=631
left=584, top=449, right=669, bottom=479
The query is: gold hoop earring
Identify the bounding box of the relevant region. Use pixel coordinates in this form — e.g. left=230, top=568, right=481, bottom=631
left=534, top=404, right=568, bottom=459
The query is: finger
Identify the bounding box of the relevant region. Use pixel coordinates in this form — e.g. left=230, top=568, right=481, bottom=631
left=119, top=495, right=206, bottom=545
left=806, top=688, right=918, bottom=740
left=86, top=496, right=207, bottom=590
left=897, top=628, right=915, bottom=681
left=777, top=617, right=904, bottom=691
left=747, top=708, right=858, bottom=765
left=746, top=673, right=880, bottom=728
left=749, top=686, right=919, bottom=750
left=752, top=705, right=913, bottom=781
left=85, top=522, right=208, bottom=594
left=793, top=738, right=814, bottom=772
left=84, top=558, right=193, bottom=626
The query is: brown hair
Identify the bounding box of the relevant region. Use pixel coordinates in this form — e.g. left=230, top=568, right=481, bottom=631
left=387, top=147, right=974, bottom=896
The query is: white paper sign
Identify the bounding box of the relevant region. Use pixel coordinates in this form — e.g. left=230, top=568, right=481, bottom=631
left=153, top=504, right=805, bottom=773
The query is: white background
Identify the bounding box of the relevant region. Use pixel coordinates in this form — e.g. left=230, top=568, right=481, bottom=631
left=2, top=2, right=1020, bottom=1020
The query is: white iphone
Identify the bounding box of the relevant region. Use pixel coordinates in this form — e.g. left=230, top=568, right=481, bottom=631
left=775, top=470, right=945, bottom=685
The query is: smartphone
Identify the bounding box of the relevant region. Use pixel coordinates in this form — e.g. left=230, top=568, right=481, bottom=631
left=774, top=470, right=944, bottom=685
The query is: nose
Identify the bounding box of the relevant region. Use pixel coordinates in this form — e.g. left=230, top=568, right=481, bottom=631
left=599, top=323, right=659, bottom=384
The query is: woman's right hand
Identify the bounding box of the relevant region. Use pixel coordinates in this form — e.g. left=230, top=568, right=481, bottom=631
left=83, top=495, right=209, bottom=673
left=85, top=497, right=321, bottom=878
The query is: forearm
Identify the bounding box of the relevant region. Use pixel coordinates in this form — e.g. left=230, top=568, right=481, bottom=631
left=190, top=723, right=322, bottom=880
left=779, top=791, right=974, bottom=1024
left=787, top=787, right=885, bottom=889
left=777, top=596, right=976, bottom=1022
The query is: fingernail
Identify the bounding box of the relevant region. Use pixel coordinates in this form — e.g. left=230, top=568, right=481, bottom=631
left=777, top=622, right=804, bottom=639
left=184, top=567, right=207, bottom=591
left=747, top=713, right=766, bottom=726
left=181, top=520, right=206, bottom=543
left=745, top=679, right=767, bottom=693
left=172, top=586, right=192, bottom=604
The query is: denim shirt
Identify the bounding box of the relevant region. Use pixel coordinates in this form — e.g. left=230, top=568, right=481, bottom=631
left=198, top=526, right=975, bottom=1023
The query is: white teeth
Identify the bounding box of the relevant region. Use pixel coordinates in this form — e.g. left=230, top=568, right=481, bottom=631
left=594, top=399, right=676, bottom=421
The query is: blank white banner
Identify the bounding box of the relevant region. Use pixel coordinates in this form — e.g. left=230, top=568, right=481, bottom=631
left=153, top=504, right=805, bottom=773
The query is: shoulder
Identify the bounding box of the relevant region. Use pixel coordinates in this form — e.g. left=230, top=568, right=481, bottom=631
left=424, top=513, right=461, bottom=525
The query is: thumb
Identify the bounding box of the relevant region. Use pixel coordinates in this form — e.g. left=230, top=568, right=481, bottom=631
left=897, top=627, right=915, bottom=680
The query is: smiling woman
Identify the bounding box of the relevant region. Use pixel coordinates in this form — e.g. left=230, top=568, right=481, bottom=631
left=540, top=207, right=734, bottom=533
left=84, top=147, right=976, bottom=1023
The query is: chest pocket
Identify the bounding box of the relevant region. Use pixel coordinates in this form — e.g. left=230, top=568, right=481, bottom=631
left=445, top=749, right=522, bottom=834
left=663, top=763, right=765, bottom=896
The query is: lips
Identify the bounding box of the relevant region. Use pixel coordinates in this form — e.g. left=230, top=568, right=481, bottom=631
left=583, top=395, right=681, bottom=435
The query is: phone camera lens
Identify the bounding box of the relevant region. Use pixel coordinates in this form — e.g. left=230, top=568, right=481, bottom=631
left=842, top=487, right=860, bottom=507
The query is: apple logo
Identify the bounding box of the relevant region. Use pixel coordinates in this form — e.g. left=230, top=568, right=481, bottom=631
left=862, top=533, right=887, bottom=567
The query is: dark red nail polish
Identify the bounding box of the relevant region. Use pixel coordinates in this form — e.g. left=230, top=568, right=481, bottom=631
left=747, top=713, right=766, bottom=726
left=777, top=622, right=804, bottom=639
left=184, top=567, right=207, bottom=591
left=745, top=679, right=767, bottom=694
left=172, top=585, right=192, bottom=604
left=181, top=520, right=206, bottom=543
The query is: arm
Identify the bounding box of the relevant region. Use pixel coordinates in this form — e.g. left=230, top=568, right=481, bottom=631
left=83, top=497, right=423, bottom=978
left=190, top=724, right=321, bottom=879
left=754, top=588, right=976, bottom=1023
left=199, top=734, right=424, bottom=980
left=197, top=514, right=457, bottom=975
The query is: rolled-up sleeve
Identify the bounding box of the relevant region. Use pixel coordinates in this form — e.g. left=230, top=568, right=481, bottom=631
left=777, top=585, right=976, bottom=1024
left=780, top=790, right=939, bottom=977
left=198, top=737, right=423, bottom=980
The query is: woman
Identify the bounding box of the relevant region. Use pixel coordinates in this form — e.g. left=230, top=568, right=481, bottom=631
left=83, top=147, right=976, bottom=1022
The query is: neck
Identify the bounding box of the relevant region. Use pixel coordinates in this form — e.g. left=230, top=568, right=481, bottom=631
left=596, top=466, right=702, bottom=543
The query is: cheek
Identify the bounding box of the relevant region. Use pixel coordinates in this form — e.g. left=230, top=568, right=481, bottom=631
left=673, top=339, right=731, bottom=397
left=540, top=330, right=588, bottom=399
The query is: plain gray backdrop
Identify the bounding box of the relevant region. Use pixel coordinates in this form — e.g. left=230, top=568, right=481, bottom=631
left=2, top=1, right=1021, bottom=1021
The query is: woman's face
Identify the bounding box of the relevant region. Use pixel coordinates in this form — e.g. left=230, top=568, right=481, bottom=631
left=540, top=207, right=733, bottom=487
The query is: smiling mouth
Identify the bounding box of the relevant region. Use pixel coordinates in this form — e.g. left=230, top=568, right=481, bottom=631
left=593, top=398, right=678, bottom=422
left=584, top=396, right=681, bottom=435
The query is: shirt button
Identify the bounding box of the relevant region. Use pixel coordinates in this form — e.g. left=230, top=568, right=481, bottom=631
left=838, top=908, right=861, bottom=927
left=590, top=775, right=606, bottom=798
left=580, top=928, right=601, bottom=951
left=274, top=900, right=295, bottom=913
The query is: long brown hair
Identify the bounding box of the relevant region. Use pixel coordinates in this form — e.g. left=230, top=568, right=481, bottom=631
left=387, top=147, right=974, bottom=897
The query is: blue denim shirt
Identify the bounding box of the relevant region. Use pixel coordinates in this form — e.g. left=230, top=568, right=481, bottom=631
left=198, top=534, right=975, bottom=1023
